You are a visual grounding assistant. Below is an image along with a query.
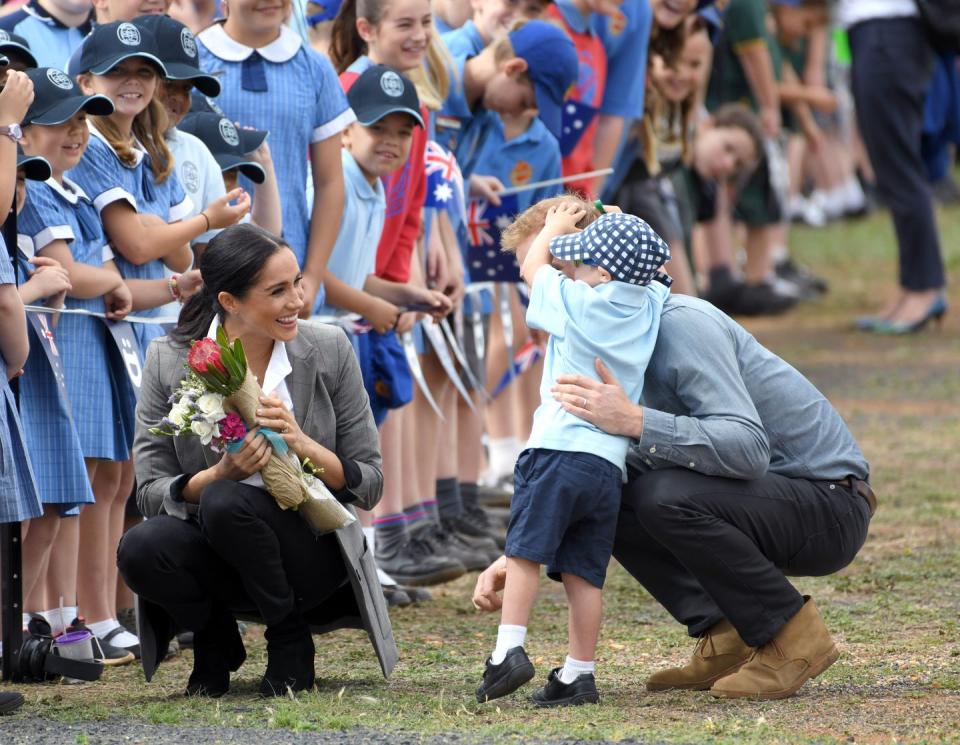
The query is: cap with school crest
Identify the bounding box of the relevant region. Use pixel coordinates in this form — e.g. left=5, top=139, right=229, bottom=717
left=135, top=15, right=220, bottom=96
left=549, top=213, right=672, bottom=286
left=178, top=112, right=266, bottom=184
left=75, top=20, right=167, bottom=77
left=507, top=21, right=578, bottom=141
left=17, top=146, right=51, bottom=182
left=23, top=67, right=114, bottom=126
left=189, top=91, right=267, bottom=153
left=347, top=65, right=424, bottom=128
left=0, top=30, right=37, bottom=69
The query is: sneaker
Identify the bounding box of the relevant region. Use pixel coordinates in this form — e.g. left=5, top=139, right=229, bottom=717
left=382, top=584, right=412, bottom=607
left=376, top=536, right=466, bottom=587
left=476, top=647, right=535, bottom=703
left=440, top=514, right=502, bottom=557
left=451, top=504, right=507, bottom=549
left=411, top=522, right=492, bottom=571
left=531, top=667, right=600, bottom=707
left=69, top=618, right=135, bottom=667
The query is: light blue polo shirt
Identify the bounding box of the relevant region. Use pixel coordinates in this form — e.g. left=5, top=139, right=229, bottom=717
left=442, top=20, right=485, bottom=59
left=525, top=266, right=670, bottom=478
left=0, top=1, right=91, bottom=71
left=593, top=0, right=651, bottom=118
left=313, top=149, right=385, bottom=316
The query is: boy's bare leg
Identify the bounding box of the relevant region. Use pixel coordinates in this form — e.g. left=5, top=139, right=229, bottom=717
left=500, top=556, right=540, bottom=628
left=563, top=573, right=602, bottom=663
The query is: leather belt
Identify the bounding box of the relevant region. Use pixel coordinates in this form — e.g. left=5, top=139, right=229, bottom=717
left=839, top=477, right=877, bottom=517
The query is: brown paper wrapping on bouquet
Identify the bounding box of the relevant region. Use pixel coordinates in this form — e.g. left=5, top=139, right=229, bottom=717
left=227, top=371, right=354, bottom=533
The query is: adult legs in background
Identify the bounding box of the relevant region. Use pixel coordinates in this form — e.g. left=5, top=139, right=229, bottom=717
left=849, top=18, right=946, bottom=328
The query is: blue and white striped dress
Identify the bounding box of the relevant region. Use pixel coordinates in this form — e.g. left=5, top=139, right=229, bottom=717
left=67, top=124, right=193, bottom=352
left=196, top=22, right=355, bottom=270
left=18, top=177, right=136, bottom=463
left=0, top=237, right=42, bottom=523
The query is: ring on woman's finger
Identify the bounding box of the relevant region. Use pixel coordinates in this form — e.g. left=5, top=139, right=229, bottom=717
left=282, top=424, right=289, bottom=433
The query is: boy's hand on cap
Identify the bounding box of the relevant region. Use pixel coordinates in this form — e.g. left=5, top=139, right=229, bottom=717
left=543, top=202, right=587, bottom=237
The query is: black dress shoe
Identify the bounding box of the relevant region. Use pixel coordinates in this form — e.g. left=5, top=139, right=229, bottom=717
left=476, top=646, right=535, bottom=703
left=530, top=668, right=600, bottom=707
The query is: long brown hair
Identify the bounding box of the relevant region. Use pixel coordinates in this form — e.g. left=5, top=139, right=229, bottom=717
left=329, top=0, right=388, bottom=73
left=79, top=72, right=175, bottom=184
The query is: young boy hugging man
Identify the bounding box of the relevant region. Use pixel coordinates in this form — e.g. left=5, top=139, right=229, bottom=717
left=476, top=196, right=672, bottom=707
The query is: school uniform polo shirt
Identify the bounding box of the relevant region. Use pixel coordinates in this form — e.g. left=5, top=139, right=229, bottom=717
left=0, top=0, right=91, bottom=71
left=548, top=0, right=607, bottom=195
left=314, top=149, right=386, bottom=317
left=525, top=265, right=669, bottom=477
left=442, top=19, right=485, bottom=59
left=435, top=52, right=487, bottom=180
left=166, top=126, right=227, bottom=247
left=592, top=0, right=651, bottom=119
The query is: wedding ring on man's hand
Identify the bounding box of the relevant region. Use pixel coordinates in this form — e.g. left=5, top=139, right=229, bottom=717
left=581, top=397, right=588, bottom=409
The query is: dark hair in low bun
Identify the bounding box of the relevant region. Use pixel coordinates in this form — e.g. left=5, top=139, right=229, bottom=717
left=171, top=224, right=289, bottom=346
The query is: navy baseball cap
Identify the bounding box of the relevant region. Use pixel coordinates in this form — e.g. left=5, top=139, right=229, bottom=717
left=178, top=112, right=266, bottom=183
left=23, top=67, right=114, bottom=126
left=508, top=21, right=578, bottom=141
left=74, top=20, right=167, bottom=76
left=17, top=147, right=51, bottom=182
left=549, top=212, right=671, bottom=286
left=0, top=30, right=37, bottom=69
left=347, top=65, right=424, bottom=128
left=188, top=91, right=268, bottom=153
left=136, top=15, right=220, bottom=96
left=0, top=55, right=8, bottom=68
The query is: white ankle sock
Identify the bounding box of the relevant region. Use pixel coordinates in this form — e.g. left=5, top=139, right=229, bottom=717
left=487, top=437, right=519, bottom=480
left=41, top=606, right=77, bottom=635
left=491, top=624, right=527, bottom=664
left=559, top=656, right=595, bottom=684
left=365, top=526, right=398, bottom=586
left=88, top=618, right=139, bottom=648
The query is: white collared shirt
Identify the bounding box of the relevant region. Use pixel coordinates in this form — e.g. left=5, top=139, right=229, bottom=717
left=206, top=317, right=294, bottom=488
left=197, top=22, right=303, bottom=63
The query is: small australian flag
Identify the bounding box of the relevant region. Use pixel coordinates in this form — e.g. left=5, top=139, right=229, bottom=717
left=465, top=194, right=521, bottom=282
left=560, top=99, right=599, bottom=157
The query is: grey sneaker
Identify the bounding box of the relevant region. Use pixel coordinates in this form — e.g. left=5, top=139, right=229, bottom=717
left=376, top=536, right=466, bottom=586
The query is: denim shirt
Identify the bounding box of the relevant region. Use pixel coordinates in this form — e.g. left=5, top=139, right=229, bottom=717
left=629, top=295, right=870, bottom=482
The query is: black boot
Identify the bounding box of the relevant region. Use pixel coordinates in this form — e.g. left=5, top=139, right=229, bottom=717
left=259, top=610, right=315, bottom=697
left=185, top=609, right=246, bottom=698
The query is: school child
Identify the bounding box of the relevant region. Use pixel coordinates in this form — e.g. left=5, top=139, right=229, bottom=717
left=197, top=0, right=353, bottom=314
left=138, top=14, right=225, bottom=255
left=433, top=0, right=471, bottom=34
left=14, top=147, right=98, bottom=647
left=0, top=31, right=39, bottom=72
left=70, top=21, right=249, bottom=351
left=0, top=68, right=42, bottom=529
left=0, top=0, right=92, bottom=72
left=477, top=197, right=671, bottom=706
left=442, top=0, right=519, bottom=58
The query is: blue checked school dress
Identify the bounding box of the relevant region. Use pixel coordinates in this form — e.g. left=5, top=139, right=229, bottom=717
left=0, top=237, right=42, bottom=523
left=15, top=236, right=95, bottom=516
left=18, top=177, right=136, bottom=463
left=197, top=22, right=354, bottom=269
left=67, top=124, right=192, bottom=353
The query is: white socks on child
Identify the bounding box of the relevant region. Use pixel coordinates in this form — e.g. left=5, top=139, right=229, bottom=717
left=88, top=618, right=139, bottom=649
left=559, top=656, right=595, bottom=684
left=485, top=437, right=520, bottom=482
left=491, top=624, right=527, bottom=664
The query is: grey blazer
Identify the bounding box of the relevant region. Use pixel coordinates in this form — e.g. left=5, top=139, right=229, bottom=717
left=133, top=321, right=397, bottom=680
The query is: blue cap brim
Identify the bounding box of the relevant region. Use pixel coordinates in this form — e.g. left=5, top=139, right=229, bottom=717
left=533, top=82, right=563, bottom=141
left=216, top=154, right=266, bottom=184
left=16, top=154, right=52, bottom=182
left=162, top=63, right=222, bottom=97
left=354, top=105, right=424, bottom=129
left=89, top=52, right=167, bottom=77
left=27, top=94, right=114, bottom=126
left=0, top=43, right=37, bottom=69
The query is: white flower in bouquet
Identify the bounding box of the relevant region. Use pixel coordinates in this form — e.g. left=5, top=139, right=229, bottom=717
left=169, top=401, right=193, bottom=429
left=192, top=418, right=219, bottom=446
left=196, top=393, right=227, bottom=423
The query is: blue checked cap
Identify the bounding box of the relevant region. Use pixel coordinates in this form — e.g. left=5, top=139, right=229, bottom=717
left=549, top=213, right=672, bottom=286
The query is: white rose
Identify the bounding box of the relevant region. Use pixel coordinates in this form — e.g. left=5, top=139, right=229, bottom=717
left=196, top=393, right=226, bottom=423
left=169, top=403, right=192, bottom=429
left=192, top=419, right=218, bottom=446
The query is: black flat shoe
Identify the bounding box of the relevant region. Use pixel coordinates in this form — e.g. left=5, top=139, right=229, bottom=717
left=531, top=668, right=600, bottom=707
left=476, top=646, right=535, bottom=703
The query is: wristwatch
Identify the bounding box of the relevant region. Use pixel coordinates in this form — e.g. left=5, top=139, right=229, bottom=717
left=0, top=124, right=22, bottom=143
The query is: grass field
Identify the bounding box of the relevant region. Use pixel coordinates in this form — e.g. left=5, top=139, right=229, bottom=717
left=6, top=208, right=960, bottom=743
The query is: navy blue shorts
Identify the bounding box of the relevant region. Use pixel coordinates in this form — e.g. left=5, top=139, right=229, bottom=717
left=504, top=448, right=622, bottom=589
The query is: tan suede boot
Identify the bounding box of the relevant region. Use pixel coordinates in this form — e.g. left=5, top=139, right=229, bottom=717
left=646, top=619, right=753, bottom=691
left=710, top=597, right=839, bottom=700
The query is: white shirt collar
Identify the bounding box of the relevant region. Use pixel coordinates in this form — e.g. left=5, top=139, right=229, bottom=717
left=198, top=22, right=302, bottom=63
left=205, top=316, right=293, bottom=398
left=88, top=121, right=146, bottom=167
left=45, top=176, right=90, bottom=205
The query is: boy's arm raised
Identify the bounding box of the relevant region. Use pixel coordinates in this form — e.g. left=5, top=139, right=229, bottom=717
left=519, top=203, right=587, bottom=285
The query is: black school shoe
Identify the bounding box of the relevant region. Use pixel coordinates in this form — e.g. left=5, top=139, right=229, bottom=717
left=476, top=646, right=535, bottom=703
left=530, top=668, right=600, bottom=707
left=0, top=691, right=24, bottom=715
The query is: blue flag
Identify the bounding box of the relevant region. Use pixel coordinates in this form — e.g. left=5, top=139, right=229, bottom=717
left=465, top=194, right=521, bottom=282
left=560, top=99, right=599, bottom=157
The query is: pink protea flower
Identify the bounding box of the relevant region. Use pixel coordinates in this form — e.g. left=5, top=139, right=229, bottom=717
left=188, top=338, right=227, bottom=376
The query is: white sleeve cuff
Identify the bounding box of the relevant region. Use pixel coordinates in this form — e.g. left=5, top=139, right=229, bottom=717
left=93, top=187, right=137, bottom=214
left=311, top=108, right=357, bottom=144
left=32, top=225, right=75, bottom=252
left=168, top=195, right=194, bottom=223
left=102, top=244, right=115, bottom=262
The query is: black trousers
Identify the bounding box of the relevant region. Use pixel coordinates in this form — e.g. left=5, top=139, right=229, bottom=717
left=117, top=480, right=347, bottom=631
left=612, top=468, right=871, bottom=647
left=849, top=17, right=945, bottom=292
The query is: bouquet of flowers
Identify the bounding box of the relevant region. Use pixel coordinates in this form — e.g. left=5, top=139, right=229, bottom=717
left=150, top=327, right=355, bottom=533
